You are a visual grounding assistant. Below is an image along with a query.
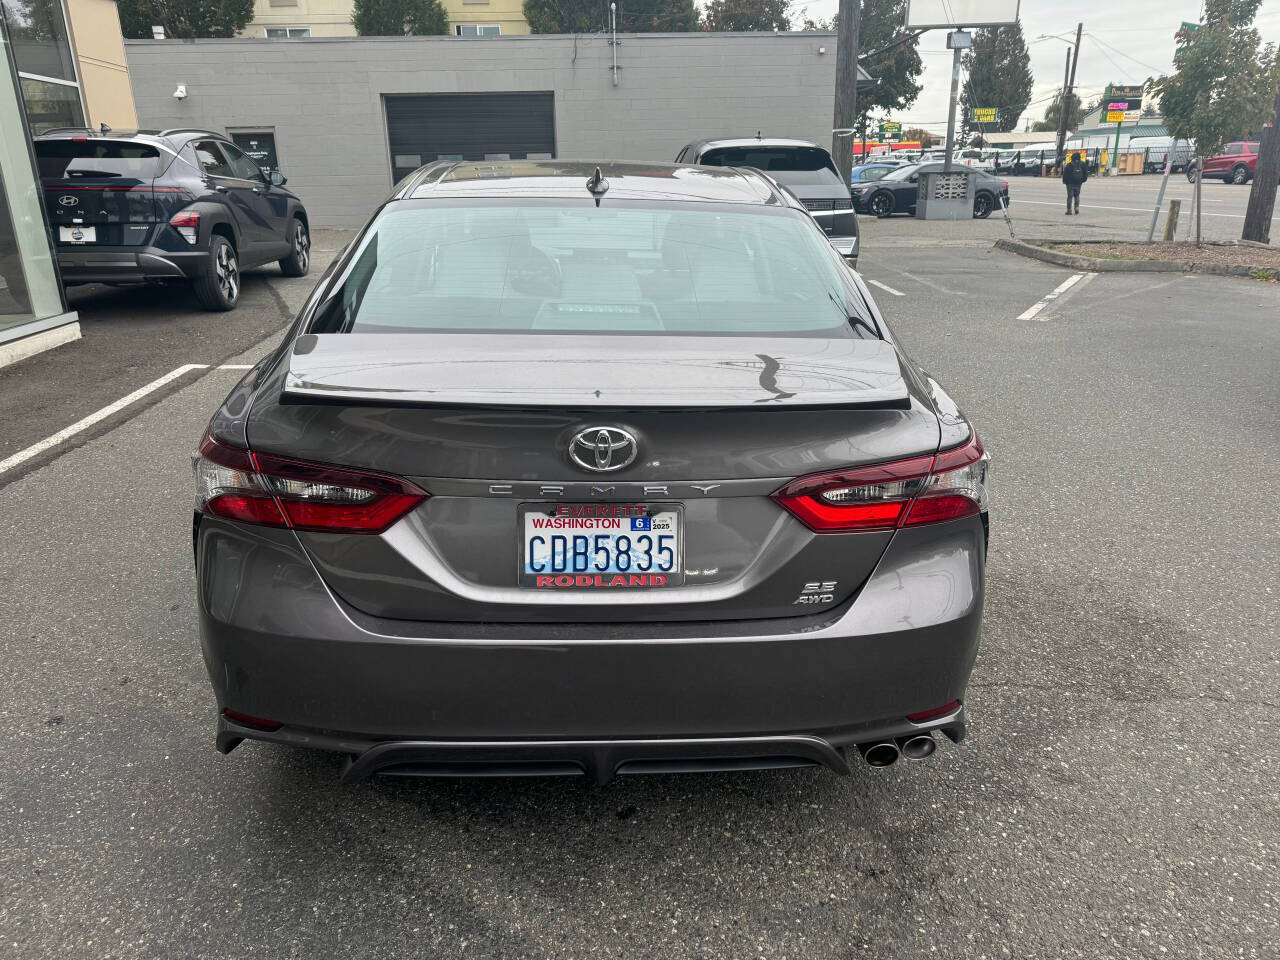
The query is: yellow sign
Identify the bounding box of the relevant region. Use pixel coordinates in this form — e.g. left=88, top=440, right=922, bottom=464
left=973, top=108, right=997, bottom=124
left=1106, top=110, right=1126, bottom=123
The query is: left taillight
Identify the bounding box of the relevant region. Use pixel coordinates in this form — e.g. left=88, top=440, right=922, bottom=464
left=772, top=433, right=989, bottom=533
left=193, top=432, right=427, bottom=534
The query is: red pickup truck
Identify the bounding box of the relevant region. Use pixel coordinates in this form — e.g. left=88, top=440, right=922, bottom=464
left=1188, top=142, right=1260, bottom=184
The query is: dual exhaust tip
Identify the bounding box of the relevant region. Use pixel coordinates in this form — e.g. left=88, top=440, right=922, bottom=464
left=857, top=732, right=937, bottom=768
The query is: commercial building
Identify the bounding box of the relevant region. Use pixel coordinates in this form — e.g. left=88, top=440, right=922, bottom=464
left=241, top=0, right=532, bottom=39
left=126, top=32, right=861, bottom=227
left=0, top=0, right=124, bottom=363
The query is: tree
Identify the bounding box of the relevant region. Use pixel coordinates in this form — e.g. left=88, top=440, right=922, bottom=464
left=353, top=0, right=448, bottom=36
left=115, top=0, right=254, bottom=39
left=1031, top=91, right=1083, bottom=132
left=853, top=0, right=923, bottom=139
left=703, top=0, right=791, bottom=32
left=1242, top=55, right=1280, bottom=242
left=901, top=126, right=936, bottom=148
left=959, top=21, right=1033, bottom=136
left=1149, top=0, right=1277, bottom=156
left=524, top=0, right=698, bottom=32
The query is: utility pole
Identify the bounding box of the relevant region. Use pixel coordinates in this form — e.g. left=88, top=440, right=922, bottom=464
left=832, top=0, right=861, bottom=188
left=1242, top=74, right=1280, bottom=243
left=942, top=37, right=964, bottom=172
left=1054, top=22, right=1083, bottom=171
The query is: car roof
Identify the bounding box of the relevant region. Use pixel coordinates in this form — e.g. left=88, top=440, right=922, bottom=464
left=401, top=159, right=797, bottom=207
left=683, top=137, right=825, bottom=154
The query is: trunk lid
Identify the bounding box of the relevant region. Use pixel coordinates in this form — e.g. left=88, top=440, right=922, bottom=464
left=249, top=333, right=941, bottom=623
left=36, top=139, right=171, bottom=245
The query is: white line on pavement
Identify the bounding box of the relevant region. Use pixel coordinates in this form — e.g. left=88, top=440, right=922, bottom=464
left=1015, top=199, right=1260, bottom=219
left=865, top=278, right=905, bottom=296
left=0, top=364, right=210, bottom=477
left=1016, top=272, right=1096, bottom=321
left=217, top=364, right=254, bottom=370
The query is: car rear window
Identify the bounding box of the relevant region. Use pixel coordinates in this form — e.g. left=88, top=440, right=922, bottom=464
left=310, top=199, right=868, bottom=338
left=698, top=146, right=843, bottom=187
left=36, top=140, right=167, bottom=180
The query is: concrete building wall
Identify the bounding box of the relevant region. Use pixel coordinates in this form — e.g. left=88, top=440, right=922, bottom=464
left=125, top=33, right=838, bottom=226
left=66, top=0, right=138, bottom=129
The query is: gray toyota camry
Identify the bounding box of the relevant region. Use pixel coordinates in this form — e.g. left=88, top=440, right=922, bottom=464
left=194, top=160, right=989, bottom=782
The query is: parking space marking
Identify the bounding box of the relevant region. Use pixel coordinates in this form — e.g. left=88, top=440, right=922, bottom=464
left=1016, top=199, right=1249, bottom=219
left=865, top=278, right=904, bottom=297
left=1016, top=272, right=1096, bottom=321
left=899, top=271, right=965, bottom=296
left=0, top=364, right=211, bottom=477
left=218, top=364, right=254, bottom=370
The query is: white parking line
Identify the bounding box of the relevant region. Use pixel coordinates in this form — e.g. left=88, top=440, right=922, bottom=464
left=0, top=363, right=211, bottom=477
left=1016, top=199, right=1255, bottom=219
left=218, top=364, right=254, bottom=370
left=1016, top=272, right=1096, bottom=321
left=865, top=278, right=904, bottom=296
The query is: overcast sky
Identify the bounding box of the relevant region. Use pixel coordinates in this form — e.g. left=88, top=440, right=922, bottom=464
left=791, top=0, right=1280, bottom=133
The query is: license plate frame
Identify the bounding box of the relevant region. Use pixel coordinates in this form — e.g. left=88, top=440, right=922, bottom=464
left=59, top=225, right=96, bottom=244
left=517, top=502, right=684, bottom=589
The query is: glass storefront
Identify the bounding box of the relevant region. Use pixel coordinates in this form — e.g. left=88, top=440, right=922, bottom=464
left=1, top=5, right=70, bottom=336
left=1, top=0, right=85, bottom=133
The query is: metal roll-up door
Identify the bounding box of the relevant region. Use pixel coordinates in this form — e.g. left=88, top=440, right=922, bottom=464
left=385, top=92, right=556, bottom=181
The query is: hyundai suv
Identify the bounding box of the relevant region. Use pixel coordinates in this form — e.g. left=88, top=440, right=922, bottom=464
left=677, top=138, right=859, bottom=266
left=35, top=128, right=310, bottom=310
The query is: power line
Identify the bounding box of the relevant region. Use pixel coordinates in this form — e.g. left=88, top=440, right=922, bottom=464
left=1085, top=31, right=1167, bottom=75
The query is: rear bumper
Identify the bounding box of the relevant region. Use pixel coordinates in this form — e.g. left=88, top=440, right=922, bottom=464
left=197, top=515, right=986, bottom=778
left=56, top=245, right=205, bottom=284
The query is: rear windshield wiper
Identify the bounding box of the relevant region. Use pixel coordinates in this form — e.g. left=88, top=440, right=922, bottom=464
left=66, top=169, right=123, bottom=178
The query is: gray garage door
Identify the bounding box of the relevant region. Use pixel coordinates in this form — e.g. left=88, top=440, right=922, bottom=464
left=385, top=92, right=556, bottom=182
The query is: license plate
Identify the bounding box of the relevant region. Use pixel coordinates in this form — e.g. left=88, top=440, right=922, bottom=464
left=519, top=503, right=683, bottom=588
left=59, top=225, right=95, bottom=244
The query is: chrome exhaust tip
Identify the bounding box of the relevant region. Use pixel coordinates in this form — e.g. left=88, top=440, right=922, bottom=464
left=857, top=741, right=901, bottom=767
left=898, top=733, right=937, bottom=760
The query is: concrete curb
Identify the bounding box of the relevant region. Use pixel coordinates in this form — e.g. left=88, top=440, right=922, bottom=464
left=993, top=238, right=1279, bottom=279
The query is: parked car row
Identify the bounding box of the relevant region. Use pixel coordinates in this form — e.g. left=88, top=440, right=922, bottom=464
left=35, top=127, right=310, bottom=311
left=852, top=162, right=1010, bottom=219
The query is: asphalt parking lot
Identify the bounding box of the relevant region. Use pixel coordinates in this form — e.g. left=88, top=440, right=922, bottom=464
left=2, top=218, right=1277, bottom=958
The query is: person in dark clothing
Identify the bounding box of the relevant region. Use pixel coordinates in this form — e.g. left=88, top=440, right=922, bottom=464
left=1062, top=153, right=1088, bottom=214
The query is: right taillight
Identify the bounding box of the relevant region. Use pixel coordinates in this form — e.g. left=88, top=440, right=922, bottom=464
left=169, top=209, right=199, bottom=245
left=773, top=434, right=989, bottom=533
left=193, top=432, right=427, bottom=534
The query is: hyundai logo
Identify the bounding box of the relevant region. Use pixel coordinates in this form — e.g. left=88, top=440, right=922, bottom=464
left=568, top=426, right=638, bottom=473
left=58, top=195, right=79, bottom=207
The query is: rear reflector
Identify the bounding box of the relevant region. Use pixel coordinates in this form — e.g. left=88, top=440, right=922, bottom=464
left=194, top=432, right=427, bottom=534
left=223, top=708, right=282, bottom=731
left=773, top=434, right=988, bottom=532
left=907, top=700, right=961, bottom=723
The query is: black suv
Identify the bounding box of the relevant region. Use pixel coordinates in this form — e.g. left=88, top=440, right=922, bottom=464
left=35, top=128, right=310, bottom=310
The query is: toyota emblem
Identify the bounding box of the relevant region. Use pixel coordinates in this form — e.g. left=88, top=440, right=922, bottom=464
left=568, top=426, right=638, bottom=473
left=58, top=195, right=79, bottom=207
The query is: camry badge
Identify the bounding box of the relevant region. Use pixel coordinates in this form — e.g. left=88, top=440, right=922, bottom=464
left=569, top=426, right=638, bottom=473
left=58, top=195, right=79, bottom=207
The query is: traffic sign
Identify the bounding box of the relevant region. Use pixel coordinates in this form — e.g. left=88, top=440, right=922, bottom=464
left=973, top=107, right=997, bottom=124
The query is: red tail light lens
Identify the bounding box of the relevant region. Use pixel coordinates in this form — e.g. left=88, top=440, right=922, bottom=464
left=169, top=209, right=199, bottom=245
left=773, top=434, right=988, bottom=533
left=194, top=433, right=426, bottom=534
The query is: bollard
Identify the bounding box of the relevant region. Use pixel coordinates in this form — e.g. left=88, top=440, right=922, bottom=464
left=1162, top=199, right=1181, bottom=242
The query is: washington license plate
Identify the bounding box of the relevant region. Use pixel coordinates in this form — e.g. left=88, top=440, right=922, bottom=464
left=519, top=503, right=683, bottom=588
